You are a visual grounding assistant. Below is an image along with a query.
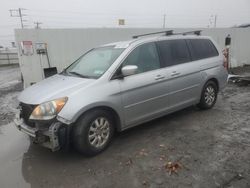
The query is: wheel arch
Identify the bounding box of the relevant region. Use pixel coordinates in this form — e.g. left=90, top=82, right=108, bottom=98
left=207, top=77, right=219, bottom=91
left=73, top=105, right=122, bottom=132
left=199, top=77, right=219, bottom=101
left=198, top=77, right=219, bottom=109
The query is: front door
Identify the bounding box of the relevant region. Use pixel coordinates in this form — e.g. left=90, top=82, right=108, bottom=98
left=119, top=42, right=169, bottom=127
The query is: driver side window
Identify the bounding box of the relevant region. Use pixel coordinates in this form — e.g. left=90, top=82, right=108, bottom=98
left=122, top=42, right=161, bottom=74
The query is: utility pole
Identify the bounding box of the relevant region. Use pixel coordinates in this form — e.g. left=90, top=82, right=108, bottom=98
left=163, top=14, right=166, bottom=28
left=214, top=15, right=217, bottom=28
left=208, top=14, right=218, bottom=28
left=9, top=8, right=27, bottom=28
left=34, top=22, right=42, bottom=29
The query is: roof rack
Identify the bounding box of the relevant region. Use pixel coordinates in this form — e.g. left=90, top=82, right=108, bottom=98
left=174, top=30, right=202, bottom=36
left=132, top=30, right=173, bottom=39
left=132, top=30, right=202, bottom=39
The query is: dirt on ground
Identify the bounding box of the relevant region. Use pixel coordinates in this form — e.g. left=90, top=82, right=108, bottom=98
left=0, top=65, right=22, bottom=126
left=0, top=66, right=249, bottom=188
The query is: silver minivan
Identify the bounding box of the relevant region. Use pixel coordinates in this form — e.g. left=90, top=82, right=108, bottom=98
left=14, top=31, right=228, bottom=156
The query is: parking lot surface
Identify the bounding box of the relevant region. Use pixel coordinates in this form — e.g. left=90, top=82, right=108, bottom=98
left=0, top=66, right=249, bottom=188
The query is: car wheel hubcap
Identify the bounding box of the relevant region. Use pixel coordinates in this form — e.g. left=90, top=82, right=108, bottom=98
left=88, top=117, right=110, bottom=148
left=204, top=85, right=215, bottom=106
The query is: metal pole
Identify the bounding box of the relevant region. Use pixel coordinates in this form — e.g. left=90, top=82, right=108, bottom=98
left=34, top=22, right=42, bottom=29
left=9, top=8, right=26, bottom=29
left=18, top=8, right=24, bottom=28
left=163, top=14, right=166, bottom=28
left=6, top=53, right=10, bottom=64
left=214, top=15, right=217, bottom=28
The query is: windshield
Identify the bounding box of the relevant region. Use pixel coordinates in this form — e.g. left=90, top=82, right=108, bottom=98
left=65, top=46, right=124, bottom=79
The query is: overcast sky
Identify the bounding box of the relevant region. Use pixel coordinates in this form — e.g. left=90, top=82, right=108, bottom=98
left=0, top=0, right=249, bottom=47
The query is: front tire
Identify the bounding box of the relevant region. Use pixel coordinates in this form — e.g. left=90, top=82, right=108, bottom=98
left=198, top=81, right=218, bottom=109
left=73, top=109, right=114, bottom=156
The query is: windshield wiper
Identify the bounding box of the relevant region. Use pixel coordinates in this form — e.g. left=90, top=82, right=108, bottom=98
left=60, top=69, right=67, bottom=75
left=69, top=71, right=90, bottom=78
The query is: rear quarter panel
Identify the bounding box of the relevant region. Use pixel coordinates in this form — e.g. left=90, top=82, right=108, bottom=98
left=199, top=55, right=228, bottom=94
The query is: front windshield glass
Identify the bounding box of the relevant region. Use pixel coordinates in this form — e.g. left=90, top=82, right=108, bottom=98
left=66, top=46, right=124, bottom=79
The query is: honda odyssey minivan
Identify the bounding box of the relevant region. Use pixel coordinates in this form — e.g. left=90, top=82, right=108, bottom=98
left=14, top=31, right=228, bottom=156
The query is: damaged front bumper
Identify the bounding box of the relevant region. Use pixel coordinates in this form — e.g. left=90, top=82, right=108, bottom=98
left=14, top=113, right=70, bottom=151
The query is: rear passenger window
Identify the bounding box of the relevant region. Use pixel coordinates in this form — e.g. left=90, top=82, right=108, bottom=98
left=157, top=39, right=191, bottom=67
left=188, top=39, right=219, bottom=60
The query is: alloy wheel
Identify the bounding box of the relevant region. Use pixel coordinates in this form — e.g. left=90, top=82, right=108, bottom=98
left=88, top=117, right=110, bottom=148
left=204, top=85, right=216, bottom=106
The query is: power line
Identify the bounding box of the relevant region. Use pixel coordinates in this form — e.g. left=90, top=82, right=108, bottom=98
left=29, top=9, right=165, bottom=16
left=5, top=8, right=248, bottom=29
left=0, top=35, right=14, bottom=37
left=0, top=24, right=19, bottom=28
left=29, top=8, right=250, bottom=17
left=9, top=8, right=28, bottom=28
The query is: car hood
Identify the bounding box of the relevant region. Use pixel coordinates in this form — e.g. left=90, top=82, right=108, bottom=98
left=18, top=74, right=95, bottom=105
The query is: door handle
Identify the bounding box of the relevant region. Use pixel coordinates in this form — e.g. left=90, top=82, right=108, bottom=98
left=155, top=75, right=165, bottom=80
left=171, top=71, right=181, bottom=76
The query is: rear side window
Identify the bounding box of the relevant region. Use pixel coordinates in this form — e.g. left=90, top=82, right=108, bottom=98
left=157, top=39, right=191, bottom=67
left=188, top=39, right=219, bottom=60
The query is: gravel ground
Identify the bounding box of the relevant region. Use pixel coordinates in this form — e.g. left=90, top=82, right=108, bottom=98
left=0, top=65, right=22, bottom=126
left=0, top=66, right=249, bottom=188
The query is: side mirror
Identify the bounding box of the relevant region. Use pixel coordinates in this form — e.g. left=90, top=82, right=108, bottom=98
left=121, top=65, right=138, bottom=77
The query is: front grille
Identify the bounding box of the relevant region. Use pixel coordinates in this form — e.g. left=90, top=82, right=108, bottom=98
left=19, top=103, right=37, bottom=128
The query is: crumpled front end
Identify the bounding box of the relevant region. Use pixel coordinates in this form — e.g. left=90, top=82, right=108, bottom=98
left=14, top=103, right=70, bottom=151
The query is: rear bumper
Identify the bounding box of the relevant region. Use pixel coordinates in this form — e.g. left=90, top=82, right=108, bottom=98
left=14, top=113, right=69, bottom=151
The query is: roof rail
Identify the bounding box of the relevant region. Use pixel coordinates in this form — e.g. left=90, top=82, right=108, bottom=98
left=132, top=30, right=202, bottom=39
left=175, top=30, right=202, bottom=36
left=132, top=30, right=173, bottom=39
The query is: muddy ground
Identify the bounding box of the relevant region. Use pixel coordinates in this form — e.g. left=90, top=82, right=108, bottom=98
left=0, top=66, right=249, bottom=188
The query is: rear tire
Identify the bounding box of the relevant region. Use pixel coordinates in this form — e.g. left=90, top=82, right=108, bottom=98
left=73, top=109, right=114, bottom=156
left=198, top=81, right=218, bottom=110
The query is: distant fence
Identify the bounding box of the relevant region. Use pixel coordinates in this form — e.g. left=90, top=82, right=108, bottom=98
left=0, top=52, right=19, bottom=65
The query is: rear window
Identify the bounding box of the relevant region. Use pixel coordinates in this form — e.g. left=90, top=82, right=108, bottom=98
left=157, top=39, right=191, bottom=67
left=188, top=39, right=219, bottom=60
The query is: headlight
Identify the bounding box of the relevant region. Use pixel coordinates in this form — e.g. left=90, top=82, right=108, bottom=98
left=29, top=97, right=68, bottom=120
